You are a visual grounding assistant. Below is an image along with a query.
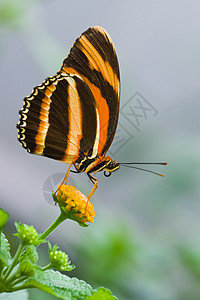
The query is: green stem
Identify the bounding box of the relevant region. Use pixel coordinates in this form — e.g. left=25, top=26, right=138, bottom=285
left=6, top=272, right=18, bottom=284
left=42, top=263, right=52, bottom=271
left=40, top=213, right=67, bottom=240
left=4, top=242, right=24, bottom=280
left=9, top=283, right=28, bottom=292
left=10, top=275, right=27, bottom=287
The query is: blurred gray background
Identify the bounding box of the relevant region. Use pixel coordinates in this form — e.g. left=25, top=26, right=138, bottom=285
left=1, top=0, right=200, bottom=299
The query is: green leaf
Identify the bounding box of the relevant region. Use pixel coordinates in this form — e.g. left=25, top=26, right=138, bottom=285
left=48, top=242, right=58, bottom=254
left=0, top=290, right=29, bottom=300
left=23, top=269, right=93, bottom=299
left=0, top=209, right=9, bottom=229
left=0, top=233, right=11, bottom=270
left=87, top=287, right=118, bottom=300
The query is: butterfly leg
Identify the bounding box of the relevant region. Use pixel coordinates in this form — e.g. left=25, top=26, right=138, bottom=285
left=63, top=163, right=73, bottom=185
left=87, top=174, right=98, bottom=200
left=55, top=163, right=73, bottom=194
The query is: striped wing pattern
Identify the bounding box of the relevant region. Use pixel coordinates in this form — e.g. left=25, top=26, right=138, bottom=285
left=17, top=26, right=120, bottom=165
left=62, top=26, right=120, bottom=156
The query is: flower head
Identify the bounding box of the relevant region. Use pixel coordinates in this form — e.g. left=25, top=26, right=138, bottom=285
left=15, top=222, right=45, bottom=246
left=48, top=243, right=75, bottom=272
left=54, top=185, right=95, bottom=225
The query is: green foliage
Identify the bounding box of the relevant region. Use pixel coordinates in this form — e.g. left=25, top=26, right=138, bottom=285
left=178, top=245, right=200, bottom=279
left=0, top=208, right=117, bottom=299
left=0, top=234, right=11, bottom=272
left=74, top=224, right=137, bottom=286
left=23, top=270, right=93, bottom=300
left=0, top=210, right=9, bottom=229
left=87, top=287, right=118, bottom=299
left=0, top=0, right=24, bottom=28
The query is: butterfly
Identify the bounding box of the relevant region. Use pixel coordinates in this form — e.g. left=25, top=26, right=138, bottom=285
left=17, top=26, right=166, bottom=198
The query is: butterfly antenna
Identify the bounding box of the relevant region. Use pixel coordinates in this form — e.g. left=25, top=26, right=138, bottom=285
left=119, top=162, right=167, bottom=177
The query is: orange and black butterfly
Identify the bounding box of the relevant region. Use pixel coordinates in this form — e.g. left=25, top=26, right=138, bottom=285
left=17, top=26, right=166, bottom=197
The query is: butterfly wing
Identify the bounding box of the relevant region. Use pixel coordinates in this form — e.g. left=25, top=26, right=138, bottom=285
left=17, top=26, right=120, bottom=163
left=17, top=73, right=98, bottom=163
left=61, top=26, right=120, bottom=156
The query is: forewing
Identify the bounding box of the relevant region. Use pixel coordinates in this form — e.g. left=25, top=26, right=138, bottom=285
left=61, top=26, right=120, bottom=156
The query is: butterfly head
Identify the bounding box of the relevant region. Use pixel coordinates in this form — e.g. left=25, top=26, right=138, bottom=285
left=102, top=157, right=120, bottom=177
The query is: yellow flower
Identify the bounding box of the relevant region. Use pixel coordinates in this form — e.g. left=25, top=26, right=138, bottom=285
left=56, top=185, right=95, bottom=224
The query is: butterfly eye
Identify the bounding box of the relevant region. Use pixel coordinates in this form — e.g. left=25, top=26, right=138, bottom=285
left=104, top=171, right=111, bottom=177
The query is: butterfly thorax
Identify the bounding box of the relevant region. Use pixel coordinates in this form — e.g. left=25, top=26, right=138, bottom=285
left=75, top=155, right=120, bottom=174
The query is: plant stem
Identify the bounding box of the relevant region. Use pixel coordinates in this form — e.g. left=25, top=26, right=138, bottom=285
left=4, top=242, right=24, bottom=280
left=10, top=275, right=27, bottom=287
left=42, top=263, right=52, bottom=271
left=40, top=213, right=67, bottom=240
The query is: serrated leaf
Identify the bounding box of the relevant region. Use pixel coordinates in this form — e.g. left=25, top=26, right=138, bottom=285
left=0, top=290, right=29, bottom=300
left=87, top=287, right=118, bottom=300
left=23, top=269, right=93, bottom=299
left=0, top=209, right=9, bottom=229
left=0, top=233, right=11, bottom=269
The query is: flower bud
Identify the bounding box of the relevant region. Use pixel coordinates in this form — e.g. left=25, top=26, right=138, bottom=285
left=18, top=259, right=35, bottom=277
left=15, top=222, right=44, bottom=246
left=49, top=244, right=75, bottom=271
